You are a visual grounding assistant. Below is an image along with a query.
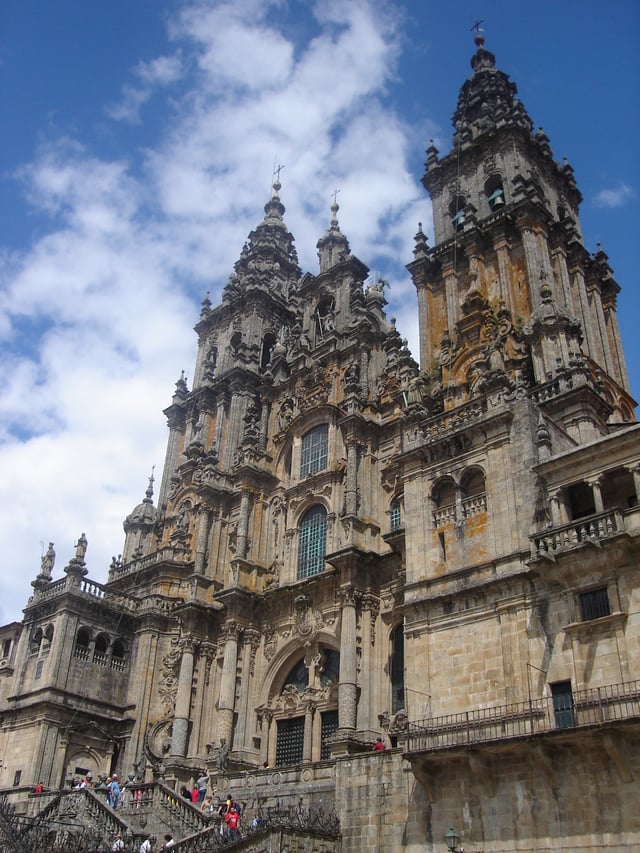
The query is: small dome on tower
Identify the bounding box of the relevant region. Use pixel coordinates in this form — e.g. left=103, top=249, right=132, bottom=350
left=124, top=473, right=157, bottom=529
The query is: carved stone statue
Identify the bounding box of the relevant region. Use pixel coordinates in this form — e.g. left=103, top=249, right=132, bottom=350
left=75, top=533, right=88, bottom=560
left=216, top=738, right=229, bottom=773
left=41, top=542, right=56, bottom=574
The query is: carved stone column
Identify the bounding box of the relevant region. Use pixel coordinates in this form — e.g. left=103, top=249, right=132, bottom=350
left=548, top=489, right=563, bottom=527
left=359, top=349, right=370, bottom=399
left=629, top=464, right=640, bottom=506
left=236, top=492, right=251, bottom=560
left=217, top=623, right=240, bottom=747
left=345, top=441, right=358, bottom=516
left=171, top=638, right=195, bottom=757
left=302, top=699, right=315, bottom=764
left=259, top=402, right=270, bottom=452
left=338, top=587, right=358, bottom=731
left=194, top=508, right=211, bottom=575
left=587, top=477, right=604, bottom=514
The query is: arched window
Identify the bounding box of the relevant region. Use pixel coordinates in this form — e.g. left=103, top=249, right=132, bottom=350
left=485, top=175, right=505, bottom=211
left=297, top=505, right=327, bottom=579
left=41, top=624, right=54, bottom=654
left=30, top=628, right=43, bottom=655
left=94, top=634, right=109, bottom=653
left=111, top=639, right=126, bottom=659
left=75, top=628, right=91, bottom=648
left=461, top=468, right=487, bottom=517
left=391, top=624, right=405, bottom=714
left=300, top=425, right=328, bottom=477
left=390, top=496, right=403, bottom=532
left=315, top=297, right=336, bottom=338
left=433, top=478, right=456, bottom=511
left=449, top=195, right=466, bottom=230
left=567, top=482, right=596, bottom=520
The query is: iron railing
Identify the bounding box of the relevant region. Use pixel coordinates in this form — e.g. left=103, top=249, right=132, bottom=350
left=407, top=679, right=640, bottom=753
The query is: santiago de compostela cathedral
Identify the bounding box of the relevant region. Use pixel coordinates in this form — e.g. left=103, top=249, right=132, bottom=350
left=1, top=33, right=639, bottom=853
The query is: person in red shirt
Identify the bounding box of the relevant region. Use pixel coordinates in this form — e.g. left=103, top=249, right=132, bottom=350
left=224, top=806, right=240, bottom=841
left=372, top=736, right=385, bottom=751
left=191, top=786, right=199, bottom=804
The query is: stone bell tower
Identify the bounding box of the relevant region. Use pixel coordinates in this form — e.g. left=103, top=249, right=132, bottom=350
left=408, top=31, right=635, bottom=440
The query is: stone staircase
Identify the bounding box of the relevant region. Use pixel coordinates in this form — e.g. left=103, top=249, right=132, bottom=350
left=0, top=784, right=341, bottom=851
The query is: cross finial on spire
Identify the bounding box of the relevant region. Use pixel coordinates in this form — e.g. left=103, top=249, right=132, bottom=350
left=330, top=188, right=341, bottom=226
left=145, top=466, right=155, bottom=502
left=471, top=19, right=485, bottom=49
left=271, top=163, right=285, bottom=200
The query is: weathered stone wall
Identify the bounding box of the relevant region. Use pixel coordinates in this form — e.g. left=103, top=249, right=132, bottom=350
left=335, top=738, right=640, bottom=852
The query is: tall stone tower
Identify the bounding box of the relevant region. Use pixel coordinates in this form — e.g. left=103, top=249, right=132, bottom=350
left=1, top=33, right=638, bottom=853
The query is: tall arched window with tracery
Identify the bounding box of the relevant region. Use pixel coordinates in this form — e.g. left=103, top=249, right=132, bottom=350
left=297, top=505, right=327, bottom=579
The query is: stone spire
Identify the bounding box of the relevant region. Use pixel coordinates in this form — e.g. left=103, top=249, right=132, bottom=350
left=222, top=178, right=301, bottom=303
left=317, top=194, right=351, bottom=272
left=451, top=30, right=533, bottom=145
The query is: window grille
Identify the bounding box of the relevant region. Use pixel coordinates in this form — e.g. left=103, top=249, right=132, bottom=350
left=579, top=587, right=611, bottom=621
left=300, top=425, right=328, bottom=477
left=276, top=717, right=304, bottom=766
left=35, top=659, right=44, bottom=680
left=320, top=710, right=339, bottom=760
left=390, top=498, right=402, bottom=532
left=297, top=505, right=327, bottom=579
left=551, top=681, right=575, bottom=729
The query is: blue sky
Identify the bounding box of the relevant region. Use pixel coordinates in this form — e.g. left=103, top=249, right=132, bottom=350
left=0, top=0, right=638, bottom=623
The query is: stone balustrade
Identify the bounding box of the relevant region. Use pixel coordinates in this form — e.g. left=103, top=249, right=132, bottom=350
left=531, top=508, right=624, bottom=559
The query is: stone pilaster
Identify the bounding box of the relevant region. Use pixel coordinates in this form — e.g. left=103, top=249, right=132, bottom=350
left=194, top=508, right=211, bottom=575
left=217, top=622, right=240, bottom=747
left=338, top=586, right=358, bottom=731
left=170, top=638, right=196, bottom=757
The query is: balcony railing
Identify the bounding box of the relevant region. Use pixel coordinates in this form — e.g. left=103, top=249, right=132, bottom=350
left=407, top=680, right=640, bottom=753
left=531, top=508, right=625, bottom=560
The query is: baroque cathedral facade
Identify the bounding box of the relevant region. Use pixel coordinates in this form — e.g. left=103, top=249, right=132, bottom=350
left=1, top=34, right=639, bottom=852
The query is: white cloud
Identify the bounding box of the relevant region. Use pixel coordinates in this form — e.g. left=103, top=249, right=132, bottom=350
left=0, top=0, right=429, bottom=624
left=107, top=54, right=184, bottom=123
left=594, top=183, right=635, bottom=209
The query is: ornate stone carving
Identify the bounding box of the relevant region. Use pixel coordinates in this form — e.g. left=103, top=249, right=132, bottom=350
left=361, top=594, right=380, bottom=646
left=294, top=595, right=324, bottom=644
left=244, top=629, right=261, bottom=676
left=158, top=636, right=181, bottom=715
left=144, top=718, right=173, bottom=762
left=263, top=627, right=278, bottom=661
